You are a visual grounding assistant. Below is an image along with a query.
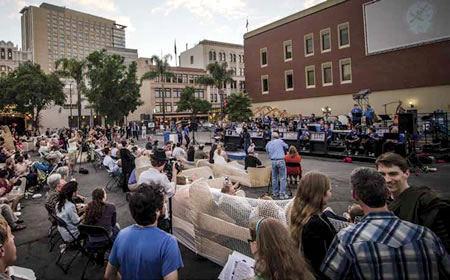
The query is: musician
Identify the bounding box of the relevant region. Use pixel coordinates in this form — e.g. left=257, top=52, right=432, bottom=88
left=351, top=104, right=362, bottom=126
left=323, top=124, right=333, bottom=145
left=382, top=127, right=406, bottom=156
left=362, top=127, right=380, bottom=157
left=263, top=126, right=272, bottom=146
left=345, top=126, right=361, bottom=155
left=365, top=105, right=375, bottom=126
left=297, top=126, right=311, bottom=151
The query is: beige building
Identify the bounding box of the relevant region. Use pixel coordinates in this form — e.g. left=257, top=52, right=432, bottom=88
left=104, top=47, right=138, bottom=66
left=127, top=58, right=209, bottom=123
left=179, top=40, right=245, bottom=110
left=0, top=40, right=32, bottom=77
left=20, top=2, right=130, bottom=129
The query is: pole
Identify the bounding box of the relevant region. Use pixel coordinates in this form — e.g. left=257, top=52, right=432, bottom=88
left=69, top=81, right=73, bottom=128
left=162, top=80, right=166, bottom=131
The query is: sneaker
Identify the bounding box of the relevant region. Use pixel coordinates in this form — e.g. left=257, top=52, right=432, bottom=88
left=355, top=151, right=359, bottom=156
left=280, top=194, right=290, bottom=200
left=12, top=224, right=26, bottom=232
left=14, top=212, right=22, bottom=217
left=271, top=193, right=279, bottom=198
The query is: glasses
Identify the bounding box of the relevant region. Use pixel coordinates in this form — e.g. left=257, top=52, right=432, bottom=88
left=247, top=239, right=255, bottom=244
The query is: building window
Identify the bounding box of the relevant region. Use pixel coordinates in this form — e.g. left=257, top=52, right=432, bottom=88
left=261, top=75, right=269, bottom=94
left=173, top=88, right=181, bottom=98
left=321, top=62, right=333, bottom=86
left=320, top=28, right=331, bottom=53
left=182, top=74, right=188, bottom=84
left=177, top=74, right=183, bottom=83
left=338, top=22, right=350, bottom=49
left=285, top=70, right=294, bottom=91
left=304, top=33, right=314, bottom=57
left=283, top=40, right=292, bottom=61
left=209, top=51, right=213, bottom=61
left=164, top=88, right=171, bottom=98
left=195, top=89, right=204, bottom=99
left=260, top=48, right=267, bottom=67
left=190, top=56, right=194, bottom=64
left=189, top=75, right=194, bottom=84
left=213, top=51, right=216, bottom=61
left=219, top=53, right=222, bottom=61
left=305, top=65, right=315, bottom=88
left=155, top=88, right=163, bottom=98
left=339, top=58, right=352, bottom=84
left=165, top=103, right=172, bottom=112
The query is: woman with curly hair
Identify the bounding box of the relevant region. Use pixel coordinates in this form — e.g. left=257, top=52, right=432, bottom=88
left=84, top=187, right=119, bottom=240
left=55, top=181, right=81, bottom=242
left=249, top=217, right=314, bottom=280
left=290, top=172, right=336, bottom=278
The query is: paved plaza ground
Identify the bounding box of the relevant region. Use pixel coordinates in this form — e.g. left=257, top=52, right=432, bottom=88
left=13, top=131, right=450, bottom=279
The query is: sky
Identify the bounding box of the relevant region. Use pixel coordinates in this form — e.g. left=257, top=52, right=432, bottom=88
left=0, top=0, right=325, bottom=65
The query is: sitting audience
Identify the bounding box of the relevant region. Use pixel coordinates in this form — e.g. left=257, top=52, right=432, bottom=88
left=0, top=170, right=15, bottom=198
left=186, top=145, right=195, bottom=162
left=55, top=181, right=81, bottom=242
left=0, top=216, right=18, bottom=279
left=213, top=143, right=228, bottom=164
left=321, top=167, right=450, bottom=279
left=0, top=202, right=25, bottom=232
left=103, top=148, right=121, bottom=176
left=45, top=174, right=64, bottom=217
left=249, top=217, right=314, bottom=280
left=84, top=188, right=119, bottom=241
left=104, top=184, right=183, bottom=280
left=172, top=142, right=187, bottom=160
left=221, top=180, right=244, bottom=197
left=290, top=172, right=336, bottom=278
left=284, top=145, right=302, bottom=185
left=194, top=144, right=208, bottom=160
left=376, top=152, right=450, bottom=252
left=244, top=145, right=262, bottom=170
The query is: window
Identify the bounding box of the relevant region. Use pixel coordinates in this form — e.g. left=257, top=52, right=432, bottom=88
left=209, top=51, right=213, bottom=61
left=173, top=103, right=178, bottom=112
left=219, top=53, right=223, bottom=61
left=233, top=54, right=237, bottom=62
left=155, top=89, right=163, bottom=98
left=195, top=89, right=204, bottom=99
left=261, top=75, right=269, bottom=94
left=190, top=56, right=194, bottom=64
left=284, top=40, right=292, bottom=61
left=182, top=74, right=188, bottom=84
left=320, top=28, right=331, bottom=52
left=305, top=65, right=315, bottom=88
left=211, top=93, right=218, bottom=103
left=285, top=70, right=294, bottom=91
left=304, top=33, right=314, bottom=56
left=177, top=74, right=183, bottom=83
left=338, top=22, right=350, bottom=48
left=321, top=62, right=333, bottom=86
left=164, top=88, right=171, bottom=98
left=339, top=58, right=352, bottom=84
left=173, top=88, right=182, bottom=98
left=260, top=48, right=267, bottom=67
left=189, top=75, right=194, bottom=84
left=213, top=51, right=216, bottom=61
left=165, top=103, right=172, bottom=112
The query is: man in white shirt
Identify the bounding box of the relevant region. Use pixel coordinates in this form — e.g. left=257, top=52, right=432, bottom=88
left=171, top=143, right=187, bottom=160
left=110, top=143, right=119, bottom=159
left=103, top=148, right=121, bottom=176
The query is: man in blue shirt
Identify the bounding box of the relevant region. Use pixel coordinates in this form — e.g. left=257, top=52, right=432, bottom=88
left=183, top=124, right=190, bottom=146
left=364, top=104, right=375, bottom=126
left=321, top=167, right=449, bottom=279
left=265, top=132, right=289, bottom=199
left=351, top=104, right=362, bottom=126
left=105, top=184, right=183, bottom=280
left=176, top=124, right=183, bottom=144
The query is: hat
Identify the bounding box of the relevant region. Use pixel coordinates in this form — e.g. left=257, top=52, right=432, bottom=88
left=151, top=148, right=168, bottom=162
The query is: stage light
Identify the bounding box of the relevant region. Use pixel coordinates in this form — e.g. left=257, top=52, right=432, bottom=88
left=409, top=102, right=414, bottom=108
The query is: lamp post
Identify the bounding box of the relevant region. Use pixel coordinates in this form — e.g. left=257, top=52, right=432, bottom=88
left=69, top=80, right=73, bottom=128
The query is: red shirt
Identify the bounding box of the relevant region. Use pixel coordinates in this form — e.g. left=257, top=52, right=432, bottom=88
left=285, top=154, right=302, bottom=175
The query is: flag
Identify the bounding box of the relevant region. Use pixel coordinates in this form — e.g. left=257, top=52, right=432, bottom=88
left=246, top=18, right=249, bottom=29
left=174, top=40, right=177, bottom=55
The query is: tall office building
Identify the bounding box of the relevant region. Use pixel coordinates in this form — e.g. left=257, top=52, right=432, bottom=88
left=21, top=2, right=126, bottom=73
left=20, top=2, right=132, bottom=129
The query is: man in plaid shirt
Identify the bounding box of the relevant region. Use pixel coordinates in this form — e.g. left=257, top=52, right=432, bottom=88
left=321, top=167, right=449, bottom=279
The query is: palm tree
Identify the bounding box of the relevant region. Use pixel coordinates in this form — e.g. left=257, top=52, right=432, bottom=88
left=196, top=62, right=234, bottom=117
left=55, top=58, right=86, bottom=129
left=141, top=54, right=175, bottom=130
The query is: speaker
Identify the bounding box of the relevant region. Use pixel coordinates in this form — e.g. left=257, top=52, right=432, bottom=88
left=225, top=143, right=238, bottom=152
left=191, top=122, right=198, bottom=132
left=398, top=113, right=417, bottom=134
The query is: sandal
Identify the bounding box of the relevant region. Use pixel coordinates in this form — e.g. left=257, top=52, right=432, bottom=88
left=12, top=224, right=26, bottom=232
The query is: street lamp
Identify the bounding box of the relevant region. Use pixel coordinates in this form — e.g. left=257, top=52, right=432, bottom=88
left=69, top=80, right=73, bottom=127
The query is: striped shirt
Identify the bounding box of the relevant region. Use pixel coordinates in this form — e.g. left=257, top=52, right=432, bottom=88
left=320, top=211, right=450, bottom=280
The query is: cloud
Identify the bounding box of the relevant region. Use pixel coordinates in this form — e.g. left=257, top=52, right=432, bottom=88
left=152, top=0, right=247, bottom=20
left=65, top=0, right=117, bottom=13
left=303, top=0, right=326, bottom=9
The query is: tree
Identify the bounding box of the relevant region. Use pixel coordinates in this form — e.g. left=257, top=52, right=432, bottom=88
left=2, top=62, right=65, bottom=130
left=140, top=54, right=175, bottom=129
left=196, top=61, right=234, bottom=116
left=177, top=86, right=212, bottom=143
left=225, top=92, right=253, bottom=122
left=55, top=57, right=86, bottom=129
left=84, top=50, right=143, bottom=125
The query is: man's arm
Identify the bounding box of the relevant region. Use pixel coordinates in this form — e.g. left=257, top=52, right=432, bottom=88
left=164, top=270, right=178, bottom=280
left=104, top=262, right=121, bottom=280
left=320, top=235, right=352, bottom=280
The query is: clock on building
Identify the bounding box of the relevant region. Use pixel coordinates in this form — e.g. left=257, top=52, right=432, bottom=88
left=407, top=1, right=435, bottom=34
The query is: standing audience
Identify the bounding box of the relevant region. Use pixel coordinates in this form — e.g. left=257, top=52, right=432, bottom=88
left=265, top=132, right=288, bottom=199
left=321, top=167, right=450, bottom=279
left=290, top=172, right=336, bottom=278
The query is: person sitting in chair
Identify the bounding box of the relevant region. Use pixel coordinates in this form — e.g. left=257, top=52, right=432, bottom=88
left=345, top=127, right=361, bottom=155
left=103, top=148, right=121, bottom=176
left=244, top=145, right=262, bottom=170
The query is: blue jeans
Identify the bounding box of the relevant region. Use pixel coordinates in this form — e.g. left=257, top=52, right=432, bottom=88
left=271, top=160, right=287, bottom=196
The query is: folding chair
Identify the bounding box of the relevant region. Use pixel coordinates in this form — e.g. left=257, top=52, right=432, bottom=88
left=105, top=167, right=122, bottom=192
left=46, top=207, right=59, bottom=252
left=53, top=215, right=85, bottom=274
left=78, top=224, right=113, bottom=280
left=91, top=151, right=104, bottom=172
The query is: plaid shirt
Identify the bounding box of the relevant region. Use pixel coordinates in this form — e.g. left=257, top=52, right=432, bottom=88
left=320, top=211, right=450, bottom=280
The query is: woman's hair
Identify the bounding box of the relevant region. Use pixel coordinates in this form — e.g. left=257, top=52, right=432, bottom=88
left=56, top=181, right=78, bottom=212
left=288, top=145, right=298, bottom=158
left=290, top=172, right=330, bottom=248
left=85, top=188, right=106, bottom=225
left=209, top=144, right=217, bottom=163
left=250, top=218, right=314, bottom=280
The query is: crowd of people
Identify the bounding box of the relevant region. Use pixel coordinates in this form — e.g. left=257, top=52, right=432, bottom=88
left=1, top=120, right=449, bottom=280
